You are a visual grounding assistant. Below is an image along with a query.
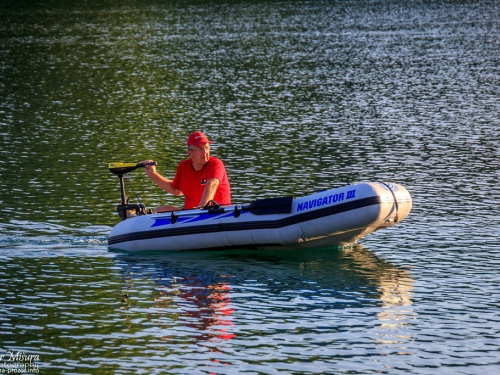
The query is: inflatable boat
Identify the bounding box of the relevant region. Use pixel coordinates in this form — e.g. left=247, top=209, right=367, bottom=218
left=107, top=162, right=412, bottom=252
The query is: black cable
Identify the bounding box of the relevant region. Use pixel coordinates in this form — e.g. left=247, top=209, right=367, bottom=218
left=125, top=174, right=143, bottom=206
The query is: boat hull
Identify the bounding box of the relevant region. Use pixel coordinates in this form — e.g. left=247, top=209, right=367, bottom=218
left=108, top=182, right=412, bottom=252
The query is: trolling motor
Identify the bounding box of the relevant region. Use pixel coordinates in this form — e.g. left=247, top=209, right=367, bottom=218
left=108, top=161, right=156, bottom=220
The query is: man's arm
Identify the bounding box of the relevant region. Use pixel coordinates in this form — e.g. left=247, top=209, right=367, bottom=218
left=142, top=160, right=182, bottom=196
left=198, top=178, right=220, bottom=207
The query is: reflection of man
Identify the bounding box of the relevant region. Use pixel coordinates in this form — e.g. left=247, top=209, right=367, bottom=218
left=179, top=281, right=236, bottom=342
left=150, top=275, right=236, bottom=342
left=141, top=131, right=231, bottom=212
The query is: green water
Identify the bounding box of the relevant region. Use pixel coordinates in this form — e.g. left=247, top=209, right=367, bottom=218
left=1, top=0, right=500, bottom=373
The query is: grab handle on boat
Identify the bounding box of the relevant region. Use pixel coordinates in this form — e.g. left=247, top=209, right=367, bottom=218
left=233, top=205, right=242, bottom=218
left=170, top=211, right=179, bottom=224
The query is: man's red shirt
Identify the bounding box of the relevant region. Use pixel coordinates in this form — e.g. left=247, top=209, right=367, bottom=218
left=172, top=156, right=231, bottom=209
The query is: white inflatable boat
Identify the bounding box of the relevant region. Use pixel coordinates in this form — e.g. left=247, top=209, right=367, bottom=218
left=107, top=163, right=412, bottom=252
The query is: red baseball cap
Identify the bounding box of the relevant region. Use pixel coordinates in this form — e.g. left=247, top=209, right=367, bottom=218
left=187, top=131, right=213, bottom=147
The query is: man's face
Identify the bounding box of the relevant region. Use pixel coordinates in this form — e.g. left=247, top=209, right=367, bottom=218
left=187, top=144, right=210, bottom=166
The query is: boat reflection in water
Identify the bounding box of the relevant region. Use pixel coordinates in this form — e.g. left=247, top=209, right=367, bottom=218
left=339, top=247, right=415, bottom=347
left=117, top=245, right=414, bottom=349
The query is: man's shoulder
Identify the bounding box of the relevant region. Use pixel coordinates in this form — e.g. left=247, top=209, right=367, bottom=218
left=207, top=157, right=227, bottom=172
left=178, top=158, right=192, bottom=166
left=208, top=156, right=225, bottom=165
left=176, top=158, right=193, bottom=173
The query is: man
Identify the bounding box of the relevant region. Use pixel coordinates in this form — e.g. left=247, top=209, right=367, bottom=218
left=141, top=131, right=231, bottom=212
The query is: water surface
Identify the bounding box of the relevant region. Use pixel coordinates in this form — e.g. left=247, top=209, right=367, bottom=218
left=1, top=0, right=499, bottom=373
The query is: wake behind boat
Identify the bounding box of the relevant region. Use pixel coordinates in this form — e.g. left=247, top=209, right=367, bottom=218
left=107, top=162, right=412, bottom=252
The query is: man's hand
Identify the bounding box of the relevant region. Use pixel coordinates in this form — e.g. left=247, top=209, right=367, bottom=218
left=141, top=159, right=157, bottom=178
